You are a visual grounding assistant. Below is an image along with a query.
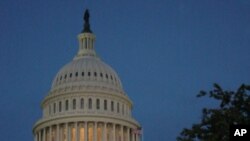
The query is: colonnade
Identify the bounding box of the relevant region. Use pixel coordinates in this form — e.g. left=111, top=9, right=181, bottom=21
left=35, top=122, right=141, bottom=141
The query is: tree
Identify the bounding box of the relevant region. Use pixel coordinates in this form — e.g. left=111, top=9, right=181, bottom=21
left=177, top=84, right=250, bottom=141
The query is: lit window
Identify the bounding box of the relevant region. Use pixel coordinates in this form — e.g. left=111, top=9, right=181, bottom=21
left=88, top=123, right=93, bottom=141
left=80, top=124, right=85, bottom=141
left=88, top=98, right=92, bottom=109
left=71, top=126, right=76, bottom=141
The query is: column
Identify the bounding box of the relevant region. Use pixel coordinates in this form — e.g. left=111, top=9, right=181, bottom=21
left=103, top=123, right=107, bottom=141
left=121, top=126, right=124, bottom=141
left=57, top=125, right=60, bottom=141
left=35, top=132, right=38, bottom=141
left=131, top=129, right=134, bottom=141
left=112, top=124, right=116, bottom=141
left=84, top=122, right=87, bottom=141
left=43, top=128, right=46, bottom=141
left=94, top=122, right=97, bottom=141
left=49, top=126, right=52, bottom=141
left=135, top=134, right=138, bottom=141
left=76, top=122, right=79, bottom=141
left=127, top=128, right=130, bottom=141
left=68, top=124, right=71, bottom=141
left=39, top=130, right=42, bottom=141
left=66, top=123, right=68, bottom=141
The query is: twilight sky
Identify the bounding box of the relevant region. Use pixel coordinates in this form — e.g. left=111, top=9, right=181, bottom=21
left=0, top=0, right=250, bottom=141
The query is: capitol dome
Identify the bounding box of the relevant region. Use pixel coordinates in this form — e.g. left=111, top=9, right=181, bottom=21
left=33, top=9, right=141, bottom=141
left=51, top=47, right=124, bottom=95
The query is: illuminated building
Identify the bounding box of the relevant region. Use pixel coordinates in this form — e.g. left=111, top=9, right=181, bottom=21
left=33, top=9, right=141, bottom=141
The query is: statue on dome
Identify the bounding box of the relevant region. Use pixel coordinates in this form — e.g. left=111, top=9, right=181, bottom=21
left=84, top=9, right=90, bottom=24
left=82, top=9, right=92, bottom=33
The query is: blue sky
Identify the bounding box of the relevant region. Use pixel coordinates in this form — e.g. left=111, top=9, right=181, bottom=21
left=0, top=0, right=250, bottom=141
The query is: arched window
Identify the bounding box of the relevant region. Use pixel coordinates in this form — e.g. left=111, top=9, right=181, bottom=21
left=80, top=98, right=84, bottom=109
left=59, top=101, right=62, bottom=112
left=117, top=102, right=120, bottom=113
left=96, top=99, right=100, bottom=110
left=73, top=99, right=76, bottom=110
left=49, top=104, right=51, bottom=115
left=122, top=104, right=124, bottom=115
left=111, top=101, right=114, bottom=112
left=53, top=103, right=56, bottom=113
left=88, top=98, right=92, bottom=109
left=104, top=100, right=107, bottom=110
left=65, top=100, right=69, bottom=111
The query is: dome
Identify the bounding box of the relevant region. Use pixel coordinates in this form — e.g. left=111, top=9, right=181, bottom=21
left=51, top=55, right=124, bottom=94
left=33, top=10, right=141, bottom=141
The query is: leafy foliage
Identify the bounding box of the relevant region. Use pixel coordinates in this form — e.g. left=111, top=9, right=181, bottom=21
left=177, top=84, right=250, bottom=141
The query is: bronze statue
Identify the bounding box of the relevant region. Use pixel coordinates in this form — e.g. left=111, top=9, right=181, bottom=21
left=84, top=9, right=90, bottom=24
left=82, top=9, right=92, bottom=33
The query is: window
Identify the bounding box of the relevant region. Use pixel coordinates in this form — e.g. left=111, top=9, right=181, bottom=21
left=111, top=101, right=114, bottom=112
left=122, top=104, right=124, bottom=115
left=88, top=98, right=92, bottom=109
left=106, top=74, right=108, bottom=79
left=59, top=101, right=62, bottom=112
left=110, top=75, right=113, bottom=80
left=60, top=76, right=62, bottom=80
left=49, top=105, right=51, bottom=115
left=82, top=72, right=84, bottom=76
left=104, top=100, right=107, bottom=110
left=73, top=99, right=76, bottom=110
left=88, top=72, right=91, bottom=76
left=100, top=73, right=103, bottom=77
left=54, top=103, right=56, bottom=113
left=75, top=72, right=78, bottom=77
left=64, top=74, right=67, bottom=79
left=70, top=73, right=72, bottom=78
left=96, top=99, right=100, bottom=110
left=65, top=100, right=69, bottom=111
left=80, top=98, right=84, bottom=109
left=117, top=102, right=120, bottom=113
left=94, top=72, right=97, bottom=77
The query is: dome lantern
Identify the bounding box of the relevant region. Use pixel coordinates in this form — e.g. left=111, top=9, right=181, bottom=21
left=74, top=9, right=96, bottom=59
